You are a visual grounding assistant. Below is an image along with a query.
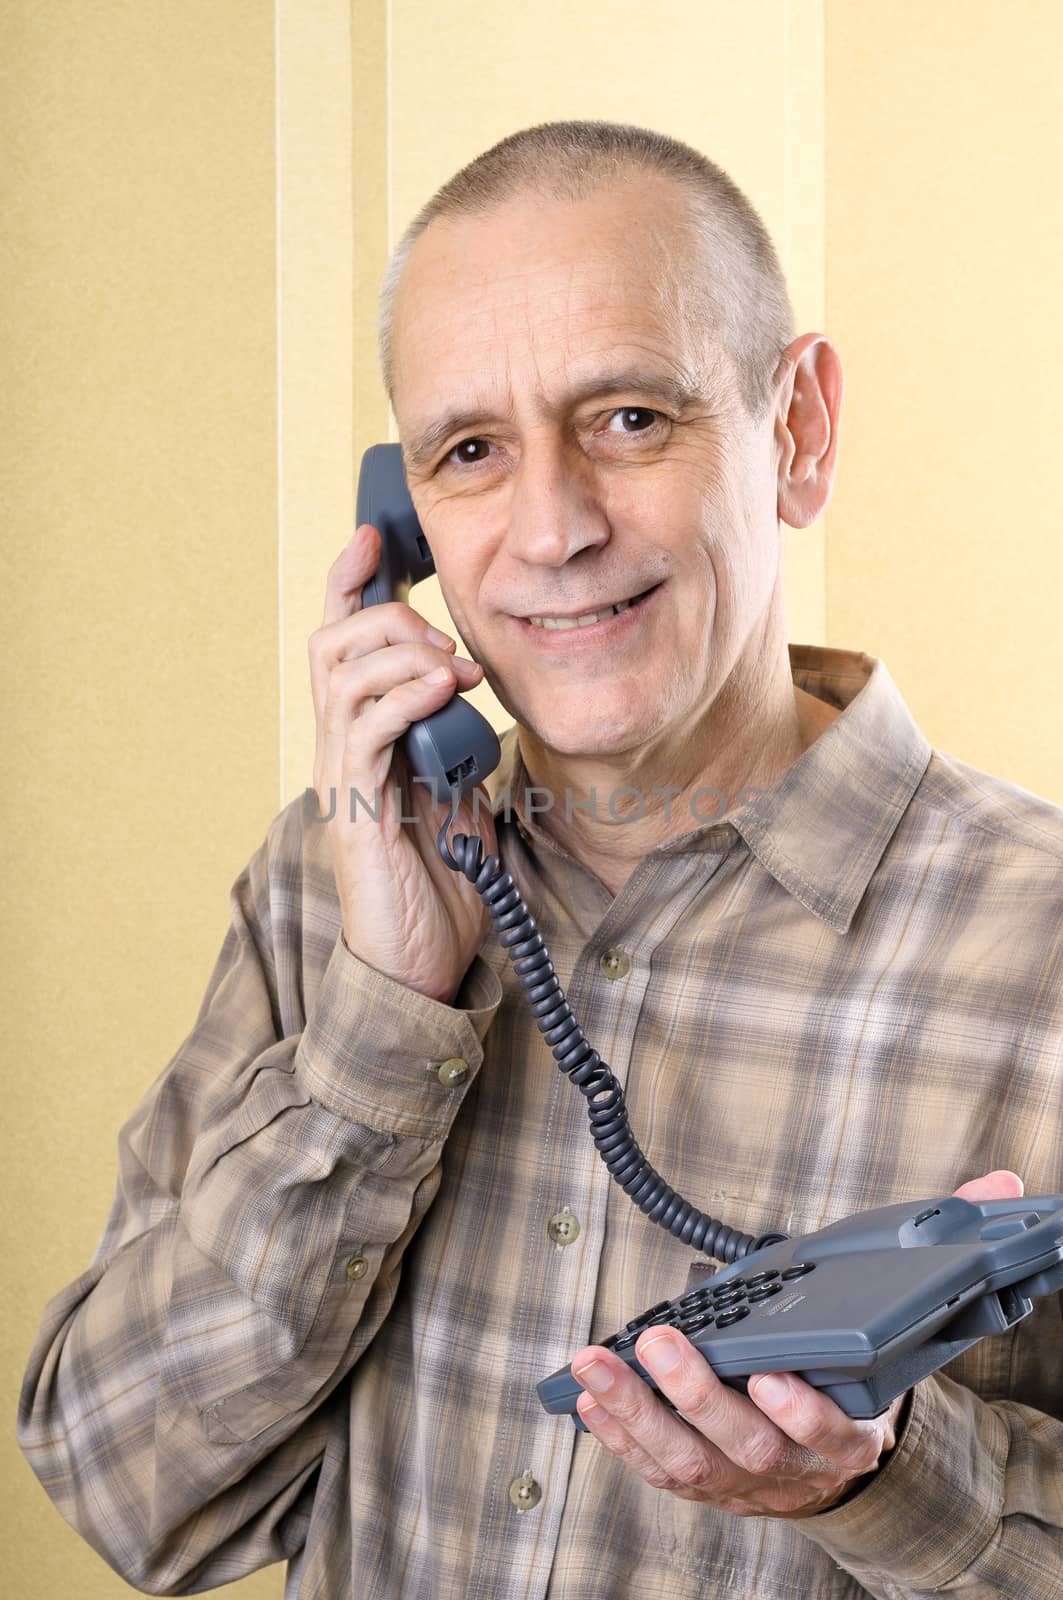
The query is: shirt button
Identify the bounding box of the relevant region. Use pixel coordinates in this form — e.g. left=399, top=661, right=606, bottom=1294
left=546, top=1206, right=581, bottom=1247
left=345, top=1255, right=368, bottom=1281
left=599, top=947, right=631, bottom=981
left=508, top=1470, right=543, bottom=1513
left=437, top=1057, right=469, bottom=1087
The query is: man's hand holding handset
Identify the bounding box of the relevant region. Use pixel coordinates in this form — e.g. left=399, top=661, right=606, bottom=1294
left=308, top=520, right=496, bottom=1005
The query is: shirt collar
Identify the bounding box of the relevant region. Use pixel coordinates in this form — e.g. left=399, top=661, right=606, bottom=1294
left=485, top=643, right=932, bottom=935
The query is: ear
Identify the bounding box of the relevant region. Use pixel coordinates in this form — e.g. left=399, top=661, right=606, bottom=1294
left=773, top=334, right=844, bottom=530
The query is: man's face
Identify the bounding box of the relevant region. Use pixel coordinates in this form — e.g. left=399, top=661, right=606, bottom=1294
left=391, top=173, right=786, bottom=759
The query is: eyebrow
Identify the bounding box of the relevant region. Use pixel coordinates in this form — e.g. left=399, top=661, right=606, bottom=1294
left=401, top=364, right=709, bottom=473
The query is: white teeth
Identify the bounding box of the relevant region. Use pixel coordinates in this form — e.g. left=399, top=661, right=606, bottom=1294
left=529, top=598, right=634, bottom=630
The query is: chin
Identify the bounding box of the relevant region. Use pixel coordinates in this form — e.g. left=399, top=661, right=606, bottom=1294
left=521, top=698, right=655, bottom=761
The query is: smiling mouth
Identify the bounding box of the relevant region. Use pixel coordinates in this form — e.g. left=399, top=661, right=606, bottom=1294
left=525, top=584, right=661, bottom=630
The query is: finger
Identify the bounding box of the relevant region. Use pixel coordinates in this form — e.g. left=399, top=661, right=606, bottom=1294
left=571, top=1343, right=735, bottom=1495
left=309, top=601, right=457, bottom=722
left=314, top=600, right=454, bottom=674
left=952, top=1170, right=1024, bottom=1203
left=632, top=1329, right=812, bottom=1481
left=321, top=650, right=481, bottom=765
left=325, top=645, right=482, bottom=725
left=337, top=669, right=473, bottom=795
left=574, top=1392, right=685, bottom=1494
left=322, top=523, right=380, bottom=627
left=748, top=1372, right=883, bottom=1479
left=327, top=665, right=458, bottom=794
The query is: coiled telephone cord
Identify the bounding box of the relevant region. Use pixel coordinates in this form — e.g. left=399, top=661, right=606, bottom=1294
left=438, top=799, right=787, bottom=1265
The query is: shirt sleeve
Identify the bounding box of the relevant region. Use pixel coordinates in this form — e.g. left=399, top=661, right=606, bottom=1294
left=795, top=1369, right=1063, bottom=1596
left=16, top=812, right=503, bottom=1595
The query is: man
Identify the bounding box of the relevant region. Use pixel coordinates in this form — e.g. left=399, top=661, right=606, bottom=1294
left=19, top=120, right=1063, bottom=1599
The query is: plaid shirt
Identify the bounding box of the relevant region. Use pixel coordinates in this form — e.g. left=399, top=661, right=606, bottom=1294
left=18, top=643, right=1063, bottom=1599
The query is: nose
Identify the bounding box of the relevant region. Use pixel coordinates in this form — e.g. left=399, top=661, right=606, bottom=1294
left=503, top=435, right=610, bottom=568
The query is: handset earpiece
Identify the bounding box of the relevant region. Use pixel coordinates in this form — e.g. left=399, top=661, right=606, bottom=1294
left=356, top=444, right=501, bottom=798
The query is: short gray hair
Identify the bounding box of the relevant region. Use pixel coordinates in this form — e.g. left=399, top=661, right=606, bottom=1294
left=377, top=118, right=795, bottom=424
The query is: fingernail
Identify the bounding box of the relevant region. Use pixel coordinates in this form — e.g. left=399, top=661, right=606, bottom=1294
left=426, top=626, right=455, bottom=648
left=423, top=665, right=452, bottom=684
left=753, top=1374, right=791, bottom=1408
left=639, top=1334, right=681, bottom=1375
left=573, top=1360, right=613, bottom=1393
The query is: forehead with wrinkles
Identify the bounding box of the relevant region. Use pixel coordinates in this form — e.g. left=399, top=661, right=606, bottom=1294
left=390, top=173, right=733, bottom=458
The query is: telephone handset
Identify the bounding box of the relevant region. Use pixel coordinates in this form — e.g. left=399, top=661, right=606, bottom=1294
left=355, top=444, right=785, bottom=1263
left=356, top=443, right=502, bottom=799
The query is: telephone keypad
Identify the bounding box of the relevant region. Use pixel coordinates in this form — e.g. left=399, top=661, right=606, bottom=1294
left=594, top=1256, right=819, bottom=1377
left=595, top=1261, right=801, bottom=1365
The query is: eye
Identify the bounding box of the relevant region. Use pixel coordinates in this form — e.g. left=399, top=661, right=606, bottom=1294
left=442, top=437, right=491, bottom=469
left=605, top=406, right=663, bottom=435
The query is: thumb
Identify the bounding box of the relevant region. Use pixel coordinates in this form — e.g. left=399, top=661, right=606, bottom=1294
left=951, top=1169, right=1025, bottom=1204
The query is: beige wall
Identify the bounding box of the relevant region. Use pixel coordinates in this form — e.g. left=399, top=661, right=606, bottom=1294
left=2, top=4, right=282, bottom=1597
left=4, top=4, right=1059, bottom=1596
left=825, top=0, right=1062, bottom=797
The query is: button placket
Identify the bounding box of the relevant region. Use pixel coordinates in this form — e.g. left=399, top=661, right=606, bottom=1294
left=499, top=934, right=646, bottom=1548
left=472, top=941, right=647, bottom=1597
left=476, top=854, right=732, bottom=1595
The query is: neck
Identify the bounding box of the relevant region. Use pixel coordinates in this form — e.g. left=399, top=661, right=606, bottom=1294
left=514, top=610, right=841, bottom=897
